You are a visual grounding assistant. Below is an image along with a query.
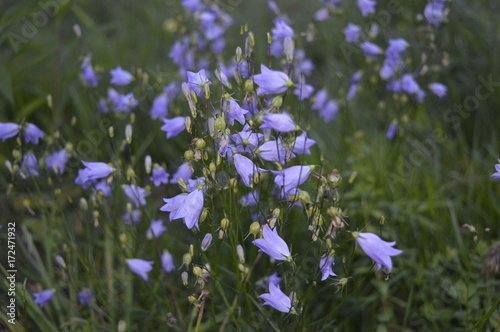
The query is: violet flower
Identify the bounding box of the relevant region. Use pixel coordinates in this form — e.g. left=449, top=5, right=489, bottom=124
left=20, top=152, right=39, bottom=178
left=150, top=93, right=169, bottom=120
left=253, top=64, right=293, bottom=95
left=33, top=289, right=54, bottom=308
left=344, top=23, right=361, bottom=43
left=162, top=190, right=204, bottom=230
left=272, top=165, right=312, bottom=195
left=78, top=290, right=94, bottom=304
left=147, top=219, right=167, bottom=239
left=260, top=112, right=297, bottom=133
left=162, top=251, right=176, bottom=273
left=110, top=66, right=133, bottom=86
left=234, top=154, right=266, bottom=187
left=0, top=122, right=19, bottom=141
left=222, top=98, right=248, bottom=126
left=75, top=161, right=113, bottom=187
left=491, top=159, right=500, bottom=179
left=126, top=259, right=154, bottom=281
left=187, top=69, right=211, bottom=96
left=253, top=225, right=291, bottom=261
left=320, top=100, right=339, bottom=123
left=386, top=121, right=398, bottom=139
left=231, top=125, right=264, bottom=153
left=360, top=42, right=383, bottom=59
left=256, top=138, right=295, bottom=165
left=319, top=254, right=337, bottom=281
left=292, top=132, right=316, bottom=155
left=80, top=56, right=99, bottom=87
left=24, top=123, right=45, bottom=144
left=357, top=0, right=377, bottom=17
left=45, top=149, right=69, bottom=174
left=259, top=283, right=294, bottom=313
left=429, top=82, right=447, bottom=98
left=150, top=165, right=170, bottom=186
left=170, top=162, right=193, bottom=184
left=353, top=232, right=403, bottom=271
left=123, top=185, right=149, bottom=208
left=161, top=117, right=186, bottom=139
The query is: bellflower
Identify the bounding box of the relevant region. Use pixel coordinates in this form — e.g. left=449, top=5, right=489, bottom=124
left=491, top=160, right=500, bottom=179
left=319, top=254, right=337, bottom=281
left=0, top=122, right=19, bottom=141
left=78, top=290, right=94, bottom=304
left=429, top=82, right=447, bottom=98
left=80, top=56, right=99, bottom=87
left=253, top=65, right=293, bottom=95
left=386, top=121, right=398, bottom=139
left=170, top=162, right=193, bottom=184
left=150, top=93, right=169, bottom=120
left=223, top=98, right=248, bottom=126
left=20, top=152, right=39, bottom=178
left=24, top=123, right=45, bottom=144
left=253, top=225, right=291, bottom=261
left=95, top=180, right=112, bottom=197
left=257, top=138, right=295, bottom=165
left=45, top=149, right=69, bottom=174
left=267, top=272, right=282, bottom=286
left=124, top=185, right=149, bottom=208
left=360, top=42, right=383, bottom=59
left=259, top=283, right=293, bottom=313
left=353, top=232, right=403, bottom=271
left=110, top=66, right=133, bottom=86
left=231, top=125, right=264, bottom=153
left=234, top=154, right=266, bottom=187
left=272, top=165, right=312, bottom=195
left=201, top=233, right=213, bottom=251
left=401, top=74, right=421, bottom=95
left=150, top=165, right=170, bottom=186
left=147, top=219, right=167, bottom=239
left=311, top=89, right=328, bottom=110
left=161, top=117, right=186, bottom=139
left=344, top=23, right=361, bottom=43
left=126, top=259, right=153, bottom=281
left=34, top=289, right=55, bottom=308
left=162, top=190, right=204, bottom=230
left=240, top=190, right=259, bottom=207
left=162, top=251, right=176, bottom=273
left=424, top=0, right=445, bottom=26
left=357, top=0, right=377, bottom=17
left=260, top=112, right=297, bottom=133
left=187, top=69, right=211, bottom=96
left=320, top=100, right=339, bottom=123
left=293, top=77, right=314, bottom=100
left=292, top=132, right=316, bottom=155
left=75, top=161, right=113, bottom=187
left=123, top=209, right=142, bottom=224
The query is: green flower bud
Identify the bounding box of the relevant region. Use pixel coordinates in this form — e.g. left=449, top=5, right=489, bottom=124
left=249, top=221, right=260, bottom=236
left=220, top=217, right=230, bottom=229
left=184, top=149, right=194, bottom=161
left=214, top=117, right=226, bottom=131
left=195, top=138, right=206, bottom=149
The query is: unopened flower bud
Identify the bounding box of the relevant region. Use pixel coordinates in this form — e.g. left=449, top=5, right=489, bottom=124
left=272, top=208, right=281, bottom=218
left=193, top=266, right=203, bottom=277
left=229, top=178, right=238, bottom=189
left=185, top=116, right=192, bottom=133
left=184, top=149, right=194, bottom=161
left=47, top=94, right=53, bottom=109
left=130, top=113, right=136, bottom=124
left=79, top=198, right=88, bottom=211
left=235, top=47, right=242, bottom=63
left=200, top=208, right=209, bottom=223
left=109, top=126, right=114, bottom=138
left=189, top=244, right=194, bottom=257
left=195, top=138, right=206, bottom=149
left=271, top=96, right=283, bottom=108
left=188, top=295, right=197, bottom=304
left=214, top=117, right=226, bottom=131
left=249, top=221, right=260, bottom=236
left=71, top=116, right=77, bottom=126
left=55, top=255, right=66, bottom=268
left=204, top=84, right=211, bottom=99
left=182, top=253, right=192, bottom=266
left=145, top=155, right=152, bottom=174
left=73, top=24, right=81, bottom=37
left=379, top=216, right=385, bottom=225
left=125, top=124, right=133, bottom=144
left=348, top=171, right=357, bottom=184
left=244, top=79, right=254, bottom=92
left=117, top=321, right=126, bottom=332
left=181, top=271, right=189, bottom=286
left=220, top=218, right=230, bottom=229
left=284, top=36, right=294, bottom=63
left=236, top=245, right=245, bottom=263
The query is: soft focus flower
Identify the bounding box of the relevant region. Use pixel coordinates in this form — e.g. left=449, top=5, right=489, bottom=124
left=150, top=93, right=169, bottom=120
left=267, top=272, right=282, bottom=286
left=123, top=209, right=142, bottom=224
left=147, top=219, right=167, bottom=239
left=161, top=117, right=186, bottom=139
left=344, top=23, right=361, bottom=42
left=95, top=180, right=112, bottom=197
left=123, top=184, right=149, bottom=208
left=170, top=162, right=193, bottom=184
left=201, top=233, right=213, bottom=251
left=272, top=165, right=312, bottom=195
left=187, top=69, right=212, bottom=96
left=127, top=259, right=153, bottom=281
left=292, top=132, right=316, bottom=155
left=253, top=65, right=293, bottom=95
left=492, top=159, right=500, bottom=179
left=46, top=149, right=69, bottom=174
left=80, top=56, right=99, bottom=87
left=386, top=121, right=398, bottom=139
left=424, top=0, right=445, bottom=26
left=33, top=289, right=54, bottom=308
left=429, top=82, right=447, bottom=98
left=234, top=154, right=266, bottom=187
left=75, top=161, right=113, bottom=187
left=357, top=0, right=377, bottom=17
left=319, top=254, right=337, bottom=281
left=320, top=100, right=339, bottom=123
left=20, top=152, right=39, bottom=178
left=222, top=98, right=248, bottom=126
left=240, top=190, right=259, bottom=207
left=78, top=290, right=94, bottom=304
left=253, top=225, right=291, bottom=261
left=353, top=232, right=403, bottom=271
left=360, top=42, right=383, bottom=59
left=24, top=123, right=45, bottom=144
left=110, top=66, right=133, bottom=86
left=0, top=122, right=19, bottom=141
left=150, top=165, right=170, bottom=186
left=260, top=112, right=297, bottom=133
left=259, top=283, right=293, bottom=313
left=162, top=251, right=176, bottom=273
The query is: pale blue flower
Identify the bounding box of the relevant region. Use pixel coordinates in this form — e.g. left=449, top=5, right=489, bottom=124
left=161, top=117, right=186, bottom=139
left=0, top=122, right=19, bottom=141
left=253, top=225, right=291, bottom=261
left=253, top=65, right=292, bottom=95
left=127, top=259, right=153, bottom=281
left=24, top=123, right=45, bottom=144
left=260, top=112, right=297, bottom=133
left=162, top=251, right=176, bottom=273
left=259, top=283, right=293, bottom=313
left=78, top=290, right=94, bottom=304
left=492, top=159, right=500, bottom=179
left=354, top=232, right=403, bottom=271
left=147, top=219, right=167, bottom=239
left=33, top=289, right=54, bottom=308
left=110, top=66, right=133, bottom=86
left=319, top=254, right=337, bottom=281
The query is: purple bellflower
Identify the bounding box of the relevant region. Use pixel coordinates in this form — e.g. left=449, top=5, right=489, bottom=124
left=123, top=184, right=149, bottom=208
left=386, top=121, right=398, bottom=139
left=170, top=162, right=193, bottom=184
left=429, top=82, right=447, bottom=98
left=46, top=149, right=69, bottom=174
left=253, top=65, right=293, bottom=95
left=78, top=290, right=94, bottom=304
left=260, top=112, right=297, bottom=133
left=0, top=122, right=19, bottom=141
left=353, top=232, right=403, bottom=271
left=424, top=0, right=445, bottom=26
left=231, top=125, right=264, bottom=153
left=162, top=251, right=176, bottom=273
left=95, top=180, right=112, bottom=197
left=223, top=98, right=248, bottom=126
left=161, top=117, right=186, bottom=139
left=161, top=189, right=204, bottom=230
left=127, top=259, right=153, bottom=281
left=187, top=69, right=211, bottom=96
left=320, top=100, right=339, bottom=123
left=233, top=154, right=266, bottom=187
left=110, top=67, right=133, bottom=86
left=311, top=89, right=328, bottom=110
left=253, top=225, right=291, bottom=261
left=75, top=161, right=113, bottom=187
left=272, top=165, right=312, bottom=195
left=292, top=132, right=316, bottom=155
left=344, top=23, right=361, bottom=42
left=319, top=254, right=337, bottom=281
left=360, top=42, right=383, bottom=59
left=150, top=93, right=169, bottom=120
left=491, top=160, right=500, bottom=179
left=20, top=152, right=39, bottom=178
left=80, top=56, right=99, bottom=87
left=357, top=0, right=377, bottom=17
left=24, top=123, right=45, bottom=144
left=147, top=219, right=167, bottom=239
left=33, top=289, right=54, bottom=308
left=123, top=209, right=142, bottom=224
left=259, top=283, right=294, bottom=313
left=256, top=138, right=295, bottom=165
left=150, top=165, right=170, bottom=186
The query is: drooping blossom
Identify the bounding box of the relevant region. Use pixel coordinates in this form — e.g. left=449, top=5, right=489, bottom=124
left=424, top=0, right=446, bottom=26
left=126, top=259, right=154, bottom=281
left=357, top=0, right=377, bottom=17
left=33, top=289, right=55, bottom=308
left=292, top=132, right=316, bottom=155
left=123, top=184, right=149, bottom=208
left=256, top=138, right=295, bottom=165
left=160, top=189, right=204, bottom=230
left=20, top=152, right=39, bottom=178
left=360, top=42, right=383, bottom=59
left=80, top=56, right=99, bottom=87
left=344, top=23, right=361, bottom=43
left=253, top=225, right=291, bottom=261
left=233, top=154, right=266, bottom=187
left=320, top=100, right=339, bottom=123
left=353, top=232, right=403, bottom=271
left=429, top=82, right=447, bottom=98
left=162, top=251, right=176, bottom=273
left=110, top=66, right=133, bottom=86
left=253, top=65, right=293, bottom=95
left=170, top=162, right=193, bottom=184
left=147, top=219, right=167, bottom=239
left=0, top=122, right=19, bottom=141
left=75, top=161, right=113, bottom=188
left=272, top=165, right=312, bottom=195
left=222, top=98, right=248, bottom=126
left=260, top=112, right=297, bottom=133
left=24, top=123, right=45, bottom=144
left=78, top=290, right=94, bottom=304
left=259, top=283, right=294, bottom=313
left=123, top=209, right=142, bottom=224
left=491, top=159, right=500, bottom=179
left=386, top=121, right=398, bottom=139
left=187, top=69, right=212, bottom=96
left=150, top=165, right=170, bottom=186
left=319, top=254, right=337, bottom=281
left=45, top=149, right=69, bottom=174
left=160, top=117, right=186, bottom=139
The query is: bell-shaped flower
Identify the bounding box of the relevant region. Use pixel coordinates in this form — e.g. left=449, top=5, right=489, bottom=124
left=357, top=0, right=376, bottom=17
left=429, top=82, right=447, bottom=98
left=150, top=93, right=169, bottom=120
left=259, top=283, right=294, bottom=313
left=75, top=161, right=113, bottom=187
left=231, top=125, right=264, bottom=153
left=45, top=149, right=69, bottom=174
left=319, top=254, right=337, bottom=281
left=150, top=165, right=170, bottom=186
left=256, top=138, right=295, bottom=165
left=34, top=289, right=55, bottom=308
left=272, top=165, right=312, bottom=195
left=80, top=56, right=99, bottom=87
left=187, top=69, right=211, bottom=96
left=234, top=154, right=266, bottom=187
left=353, top=232, right=403, bottom=271
left=170, top=162, right=193, bottom=184
left=20, top=152, right=39, bottom=178
left=222, top=98, right=248, bottom=126
left=253, top=225, right=291, bottom=261
left=344, top=23, right=361, bottom=43
left=320, top=100, right=339, bottom=123
left=147, top=219, right=167, bottom=239
left=110, top=66, right=133, bottom=86
left=24, top=123, right=45, bottom=144
left=253, top=64, right=293, bottom=95
left=0, top=122, right=19, bottom=141
left=126, top=258, right=153, bottom=281
left=78, top=290, right=94, bottom=304
left=491, top=159, right=500, bottom=179
left=124, top=184, right=149, bottom=208
left=162, top=251, right=176, bottom=273
left=260, top=112, right=297, bottom=133
left=292, top=132, right=316, bottom=155
left=161, top=117, right=186, bottom=139
left=162, top=190, right=204, bottom=230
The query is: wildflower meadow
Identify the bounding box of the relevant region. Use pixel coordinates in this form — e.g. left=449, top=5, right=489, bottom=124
left=1, top=0, right=500, bottom=331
